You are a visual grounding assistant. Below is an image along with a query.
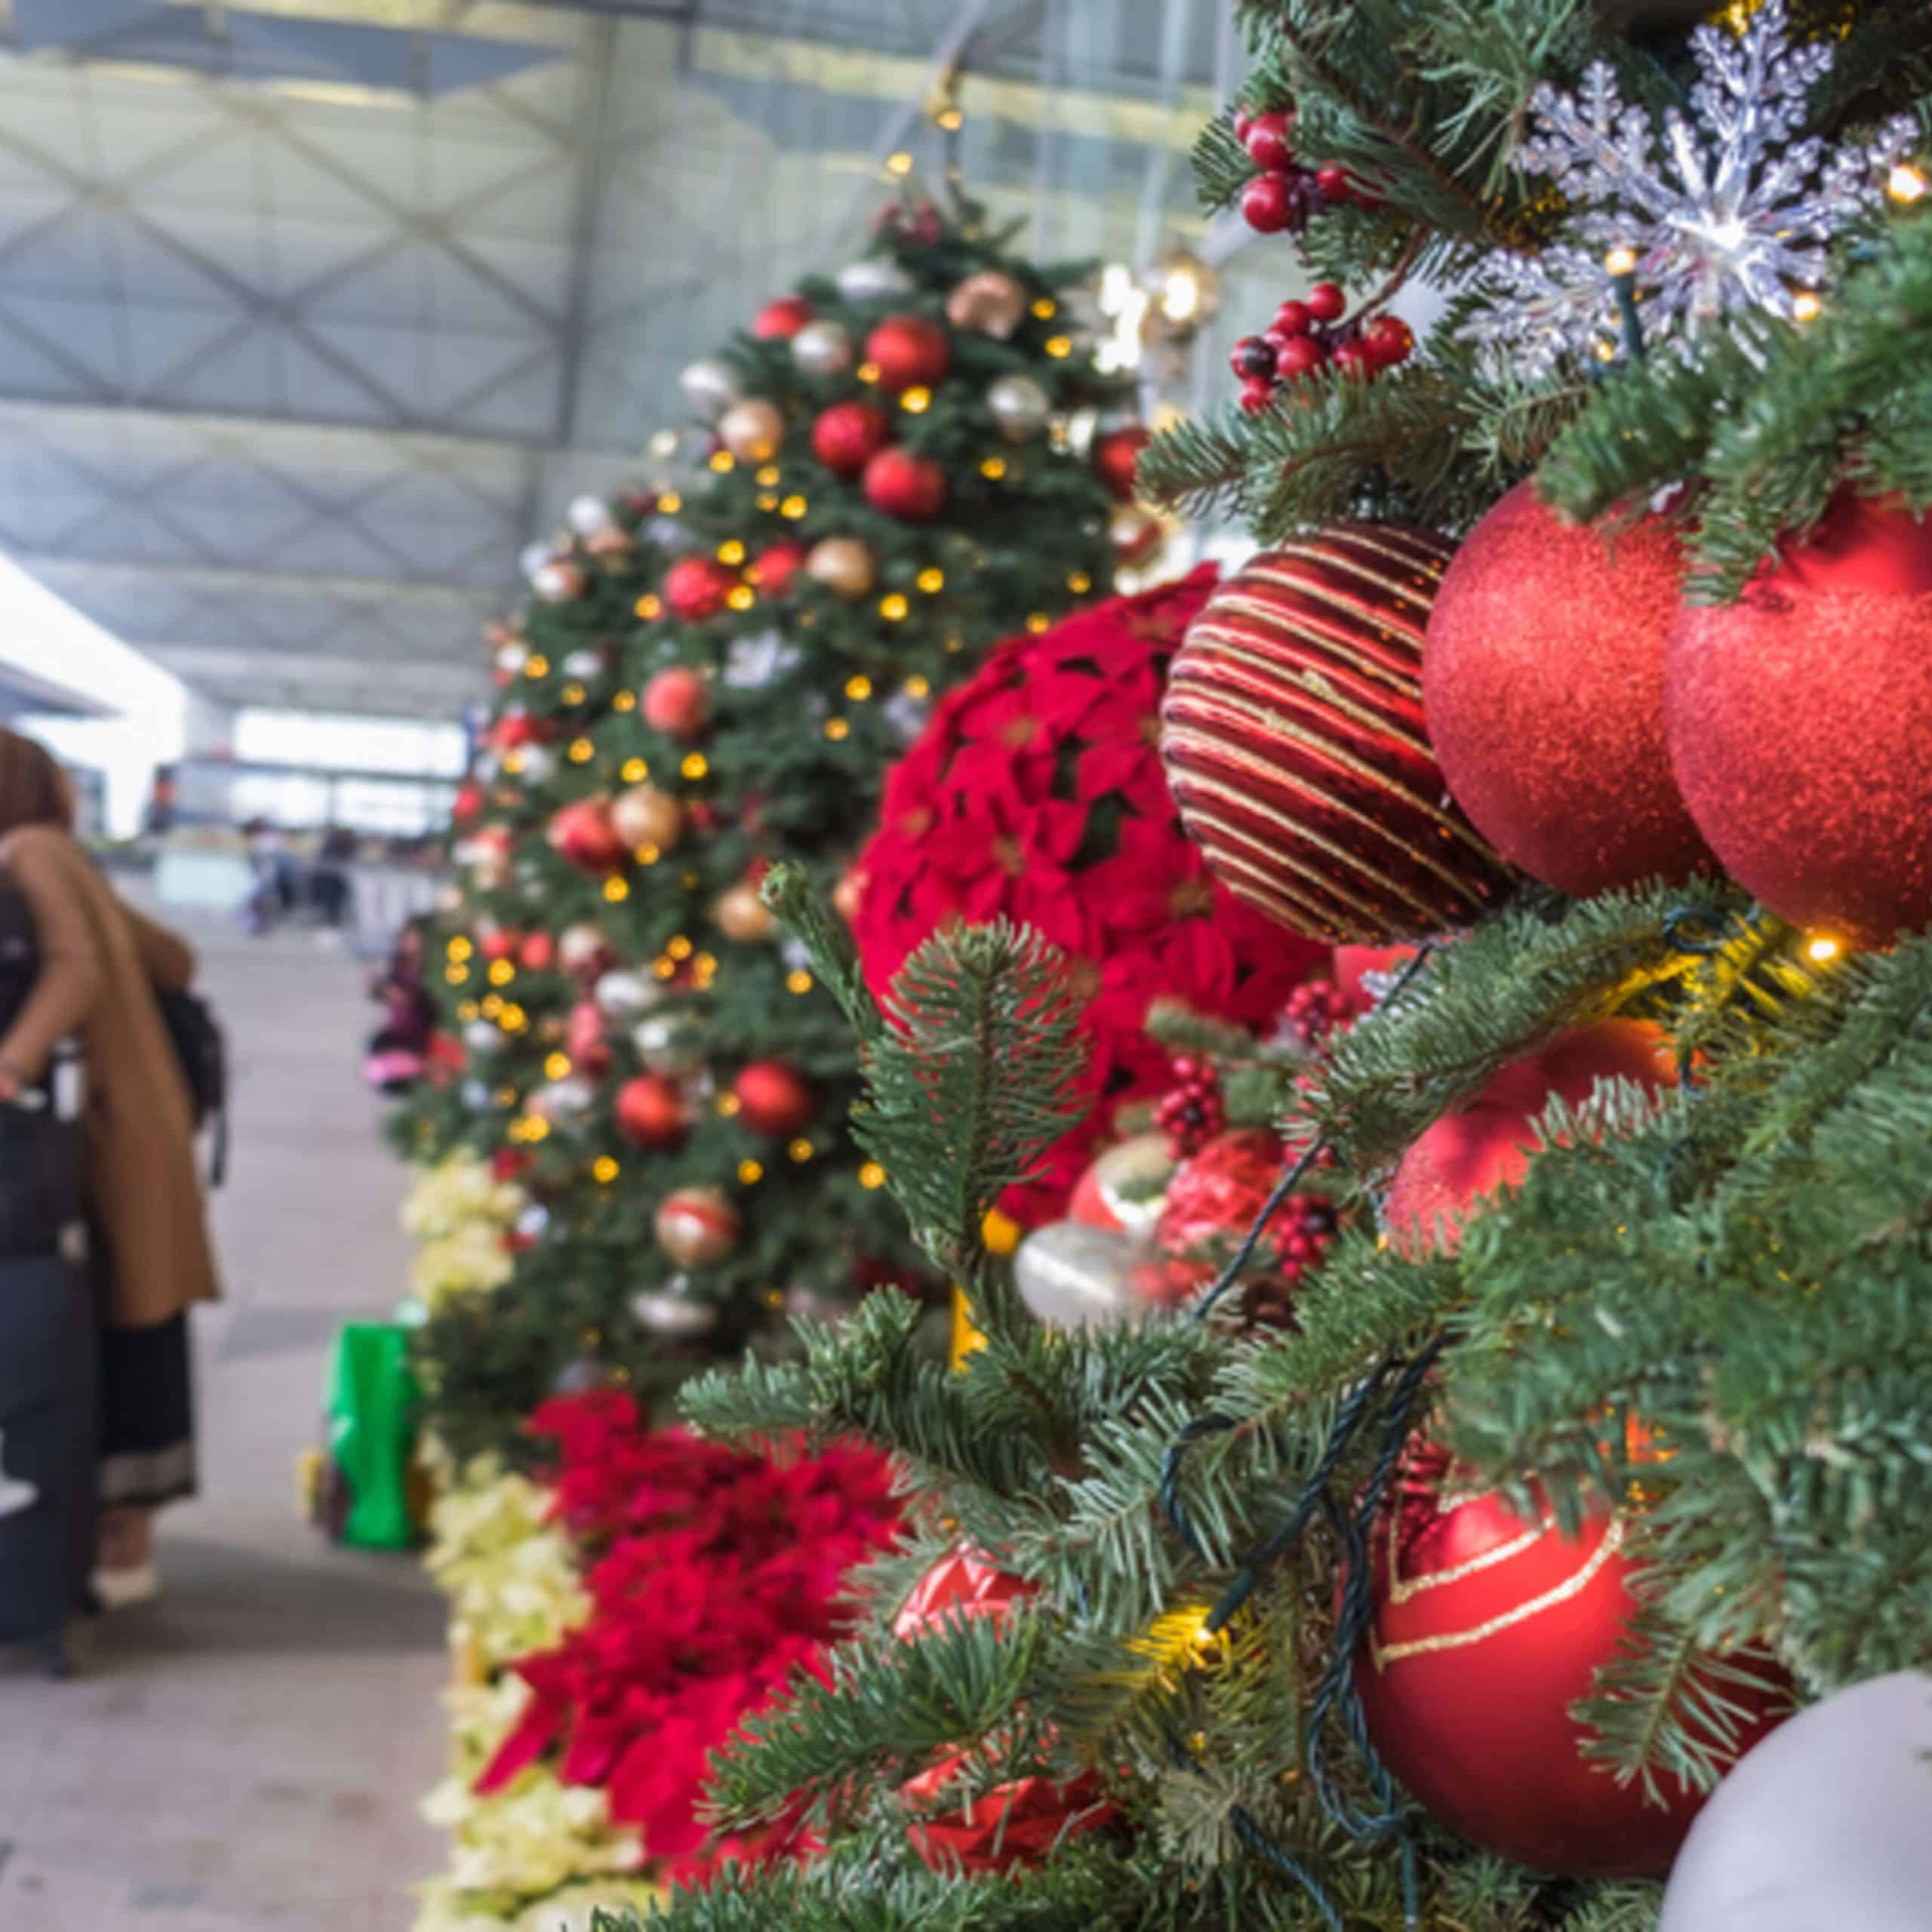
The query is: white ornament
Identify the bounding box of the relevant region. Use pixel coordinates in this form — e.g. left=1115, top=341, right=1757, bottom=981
left=779, top=935, right=813, bottom=974
left=527, top=1075, right=596, bottom=1124
left=1014, top=1220, right=1145, bottom=1330
left=518, top=540, right=556, bottom=580
left=460, top=1079, right=493, bottom=1112
left=986, top=374, right=1052, bottom=441
left=472, top=752, right=501, bottom=783
left=632, top=1015, right=700, bottom=1075
left=789, top=318, right=855, bottom=378
left=566, top=494, right=616, bottom=537
left=884, top=691, right=929, bottom=744
left=514, top=745, right=555, bottom=786
left=531, top=561, right=579, bottom=603
left=514, top=1202, right=550, bottom=1241
left=558, top=924, right=610, bottom=977
left=834, top=258, right=915, bottom=303
left=494, top=640, right=530, bottom=675
left=1472, top=0, right=1919, bottom=371
left=594, top=969, right=657, bottom=1017
left=561, top=648, right=605, bottom=681
left=463, top=1020, right=502, bottom=1054
left=631, top=1285, right=720, bottom=1337
left=678, top=356, right=743, bottom=420
left=723, top=629, right=802, bottom=689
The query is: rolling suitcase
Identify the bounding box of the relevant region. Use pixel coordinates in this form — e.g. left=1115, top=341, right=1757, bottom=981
left=0, top=884, right=96, bottom=1675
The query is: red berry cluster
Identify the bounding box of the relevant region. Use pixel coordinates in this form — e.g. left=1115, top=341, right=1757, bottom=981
left=1155, top=1054, right=1226, bottom=1158
left=1278, top=977, right=1355, bottom=1052
left=1240, top=1191, right=1340, bottom=1331
left=1230, top=283, right=1416, bottom=413
left=1233, top=107, right=1377, bottom=236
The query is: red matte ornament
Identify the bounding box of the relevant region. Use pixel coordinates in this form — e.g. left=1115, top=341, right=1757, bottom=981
left=732, top=1060, right=813, bottom=1137
left=864, top=314, right=950, bottom=392
left=452, top=782, right=485, bottom=823
left=1355, top=1441, right=1785, bottom=1878
left=752, top=294, right=813, bottom=339
left=565, top=1000, right=611, bottom=1078
left=614, top=1072, right=688, bottom=1149
left=478, top=926, right=520, bottom=962
left=1161, top=528, right=1513, bottom=944
left=749, top=540, right=808, bottom=597
left=1093, top=425, right=1149, bottom=502
left=810, top=400, right=892, bottom=477
left=863, top=447, right=947, bottom=521
left=662, top=555, right=738, bottom=623
left=518, top=931, right=555, bottom=972
left=546, top=797, right=628, bottom=875
left=1666, top=491, right=1932, bottom=946
left=1423, top=482, right=1714, bottom=897
left=641, top=666, right=710, bottom=740
left=491, top=710, right=549, bottom=751
left=1386, top=1020, right=1676, bottom=1256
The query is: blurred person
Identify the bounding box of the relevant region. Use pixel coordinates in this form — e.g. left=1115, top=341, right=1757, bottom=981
left=309, top=825, right=355, bottom=932
left=0, top=730, right=220, bottom=1605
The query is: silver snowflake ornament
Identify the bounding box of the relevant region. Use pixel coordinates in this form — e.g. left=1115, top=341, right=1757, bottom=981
left=1474, top=0, right=1918, bottom=368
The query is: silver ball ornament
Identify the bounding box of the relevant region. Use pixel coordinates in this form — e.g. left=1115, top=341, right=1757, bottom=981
left=494, top=640, right=530, bottom=675
left=463, top=1020, right=502, bottom=1054
left=514, top=745, right=555, bottom=786
left=789, top=318, right=855, bottom=378
left=561, top=648, right=605, bottom=681
left=527, top=1075, right=596, bottom=1124
left=632, top=1014, right=700, bottom=1076
left=593, top=969, right=657, bottom=1017
left=986, top=374, right=1053, bottom=441
left=834, top=258, right=915, bottom=302
left=630, top=1284, right=720, bottom=1338
left=1014, top=1220, right=1146, bottom=1331
left=518, top=540, right=555, bottom=580
left=565, top=494, right=617, bottom=537
left=678, top=355, right=744, bottom=420
left=460, top=1079, right=493, bottom=1112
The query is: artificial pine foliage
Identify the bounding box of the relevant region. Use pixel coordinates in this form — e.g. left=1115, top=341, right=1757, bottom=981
left=605, top=6, right=1932, bottom=1927
left=405, top=195, right=1138, bottom=1463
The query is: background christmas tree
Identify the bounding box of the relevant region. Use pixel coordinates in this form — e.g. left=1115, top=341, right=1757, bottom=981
left=410, top=191, right=1145, bottom=1463
left=613, top=5, right=1932, bottom=1927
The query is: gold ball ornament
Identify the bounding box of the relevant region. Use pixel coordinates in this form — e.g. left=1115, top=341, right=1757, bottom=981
left=946, top=269, right=1026, bottom=340
left=610, top=784, right=684, bottom=853
left=1161, top=528, right=1514, bottom=944
left=805, top=537, right=878, bottom=598
left=654, top=1185, right=741, bottom=1267
left=714, top=879, right=778, bottom=943
left=718, top=398, right=786, bottom=465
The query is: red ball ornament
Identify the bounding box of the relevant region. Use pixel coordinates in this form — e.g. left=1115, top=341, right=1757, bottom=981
left=491, top=710, right=547, bottom=751
left=1386, top=1020, right=1676, bottom=1257
left=546, top=797, right=628, bottom=875
left=893, top=1551, right=1118, bottom=1876
left=478, top=926, right=520, bottom=962
left=1355, top=1441, right=1786, bottom=1878
left=1241, top=173, right=1294, bottom=232
left=653, top=1186, right=740, bottom=1267
left=810, top=400, right=892, bottom=477
left=452, top=783, right=485, bottom=824
left=1666, top=492, right=1932, bottom=944
left=1093, top=426, right=1149, bottom=502
left=566, top=999, right=611, bottom=1078
left=752, top=294, right=813, bottom=340
left=518, top=931, right=556, bottom=973
left=1161, top=529, right=1514, bottom=944
left=614, top=1072, right=688, bottom=1149
left=857, top=568, right=1324, bottom=1225
left=732, top=1060, right=813, bottom=1137
left=641, top=666, right=710, bottom=740
left=863, top=315, right=950, bottom=392
left=1423, top=482, right=1714, bottom=897
left=863, top=447, right=947, bottom=521
left=749, top=540, right=808, bottom=598
left=662, top=556, right=737, bottom=623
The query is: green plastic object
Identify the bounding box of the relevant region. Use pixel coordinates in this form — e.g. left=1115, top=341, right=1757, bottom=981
left=321, top=1321, right=423, bottom=1549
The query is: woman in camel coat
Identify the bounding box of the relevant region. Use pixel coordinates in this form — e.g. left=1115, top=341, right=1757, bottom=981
left=0, top=730, right=220, bottom=1602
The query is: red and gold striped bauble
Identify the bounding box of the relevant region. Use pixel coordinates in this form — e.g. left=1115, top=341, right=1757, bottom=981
left=1159, top=527, right=1512, bottom=943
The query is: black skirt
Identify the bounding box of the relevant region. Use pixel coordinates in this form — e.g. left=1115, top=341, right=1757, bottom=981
left=99, top=1312, right=196, bottom=1509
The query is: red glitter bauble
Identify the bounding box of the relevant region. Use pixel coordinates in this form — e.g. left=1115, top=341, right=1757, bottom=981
left=614, top=1073, right=688, bottom=1149
left=863, top=447, right=947, bottom=521
left=863, top=314, right=950, bottom=392
left=751, top=294, right=812, bottom=340
left=893, top=1552, right=1117, bottom=1875
left=641, top=666, right=710, bottom=740
left=855, top=568, right=1323, bottom=1224
left=1093, top=425, right=1149, bottom=501
left=749, top=540, right=807, bottom=598
left=1355, top=1441, right=1786, bottom=1878
left=1152, top=1127, right=1334, bottom=1313
left=1666, top=492, right=1932, bottom=945
left=546, top=797, right=627, bottom=875
left=732, top=1060, right=813, bottom=1137
left=810, top=400, right=891, bottom=477
left=1386, top=1020, right=1675, bottom=1256
left=1423, top=482, right=1713, bottom=897
left=662, top=555, right=737, bottom=623
left=1161, top=528, right=1513, bottom=943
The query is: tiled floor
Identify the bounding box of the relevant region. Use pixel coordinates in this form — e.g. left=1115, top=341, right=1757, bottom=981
left=0, top=903, right=446, bottom=1930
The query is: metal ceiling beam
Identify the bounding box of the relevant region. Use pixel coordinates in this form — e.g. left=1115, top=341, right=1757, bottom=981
left=143, top=643, right=483, bottom=697
left=13, top=554, right=503, bottom=612
left=553, top=17, right=620, bottom=449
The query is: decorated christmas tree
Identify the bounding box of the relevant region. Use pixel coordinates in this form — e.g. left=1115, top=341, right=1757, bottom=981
left=616, top=5, right=1932, bottom=1927
left=409, top=192, right=1146, bottom=1462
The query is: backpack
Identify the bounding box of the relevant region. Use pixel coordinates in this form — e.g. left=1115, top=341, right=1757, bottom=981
left=153, top=985, right=228, bottom=1186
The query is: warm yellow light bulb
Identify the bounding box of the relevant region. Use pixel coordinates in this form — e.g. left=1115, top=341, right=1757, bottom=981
left=1806, top=934, right=1841, bottom=963
left=448, top=936, right=473, bottom=961
left=667, top=934, right=693, bottom=961
left=878, top=593, right=909, bottom=621
left=885, top=151, right=913, bottom=177
left=823, top=716, right=849, bottom=742
left=1791, top=290, right=1822, bottom=322
left=568, top=737, right=593, bottom=762
left=716, top=539, right=746, bottom=565
left=727, top=585, right=755, bottom=611
left=936, top=107, right=963, bottom=132
left=980, top=456, right=1008, bottom=480
left=592, top=1156, right=620, bottom=1184
left=788, top=1137, right=814, bottom=1163
left=845, top=675, right=873, bottom=700
left=1026, top=612, right=1051, bottom=633
left=903, top=674, right=930, bottom=699
left=612, top=689, right=636, bottom=712
left=1067, top=571, right=1092, bottom=593
left=635, top=594, right=662, bottom=620
left=788, top=968, right=814, bottom=995
left=544, top=1052, right=571, bottom=1079
left=737, top=1158, right=764, bottom=1185
left=856, top=361, right=881, bottom=385
left=524, top=654, right=550, bottom=678
left=1031, top=297, right=1055, bottom=319
left=716, top=1092, right=741, bottom=1116
left=1888, top=162, right=1927, bottom=205
left=858, top=1161, right=886, bottom=1189
left=709, top=450, right=735, bottom=472
left=635, top=842, right=660, bottom=866
left=755, top=464, right=781, bottom=487
left=657, top=491, right=682, bottom=514
left=620, top=756, right=648, bottom=783
left=900, top=386, right=931, bottom=414
left=681, top=752, right=708, bottom=780
left=603, top=876, right=629, bottom=902
left=916, top=567, right=944, bottom=592
left=1604, top=245, right=1638, bottom=278
left=445, top=964, right=469, bottom=986
left=1044, top=334, right=1072, bottom=358
left=487, top=958, right=515, bottom=986
left=780, top=494, right=808, bottom=519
